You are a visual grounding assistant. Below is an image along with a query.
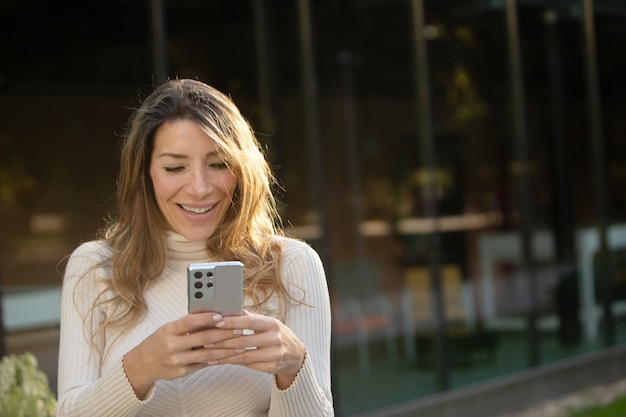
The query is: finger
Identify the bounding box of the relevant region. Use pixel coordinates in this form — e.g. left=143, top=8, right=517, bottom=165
left=185, top=327, right=242, bottom=349
left=218, top=312, right=274, bottom=332
left=186, top=346, right=252, bottom=365
left=168, top=313, right=224, bottom=335
left=204, top=330, right=265, bottom=352
left=211, top=309, right=249, bottom=329
left=211, top=349, right=280, bottom=373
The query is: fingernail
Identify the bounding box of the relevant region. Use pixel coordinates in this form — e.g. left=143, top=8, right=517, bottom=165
left=232, top=329, right=243, bottom=336
left=213, top=314, right=223, bottom=322
left=234, top=348, right=246, bottom=354
left=215, top=321, right=225, bottom=328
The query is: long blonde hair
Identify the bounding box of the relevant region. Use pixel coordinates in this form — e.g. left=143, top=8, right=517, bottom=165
left=89, top=79, right=295, bottom=340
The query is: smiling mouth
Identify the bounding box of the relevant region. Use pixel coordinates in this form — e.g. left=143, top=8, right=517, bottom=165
left=179, top=204, right=216, bottom=214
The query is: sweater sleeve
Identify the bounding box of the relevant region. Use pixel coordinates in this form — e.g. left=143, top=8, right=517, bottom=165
left=267, top=239, right=335, bottom=417
left=55, top=242, right=153, bottom=417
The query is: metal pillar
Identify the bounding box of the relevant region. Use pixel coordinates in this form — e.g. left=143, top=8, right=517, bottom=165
left=338, top=51, right=366, bottom=262
left=581, top=0, right=614, bottom=346
left=545, top=9, right=581, bottom=346
left=253, top=0, right=279, bottom=160
left=150, top=0, right=169, bottom=84
left=296, top=0, right=330, bottom=267
left=505, top=0, right=540, bottom=366
left=296, top=0, right=335, bottom=408
left=410, top=0, right=449, bottom=390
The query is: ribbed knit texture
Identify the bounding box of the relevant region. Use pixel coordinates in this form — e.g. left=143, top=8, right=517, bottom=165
left=56, top=232, right=334, bottom=416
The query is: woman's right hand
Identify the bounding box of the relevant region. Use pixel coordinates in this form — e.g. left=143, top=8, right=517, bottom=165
left=121, top=312, right=239, bottom=400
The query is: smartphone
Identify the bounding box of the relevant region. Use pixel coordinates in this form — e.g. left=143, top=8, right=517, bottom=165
left=187, top=261, right=244, bottom=316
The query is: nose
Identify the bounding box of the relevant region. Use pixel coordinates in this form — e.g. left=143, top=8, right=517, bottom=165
left=186, top=167, right=212, bottom=198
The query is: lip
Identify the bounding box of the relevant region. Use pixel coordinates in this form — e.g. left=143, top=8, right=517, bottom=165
left=177, top=202, right=218, bottom=218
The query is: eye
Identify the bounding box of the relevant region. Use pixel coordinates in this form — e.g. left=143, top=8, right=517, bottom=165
left=209, top=162, right=229, bottom=170
left=164, top=166, right=184, bottom=172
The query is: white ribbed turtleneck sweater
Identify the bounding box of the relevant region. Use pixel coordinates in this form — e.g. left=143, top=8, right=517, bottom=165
left=56, top=232, right=333, bottom=416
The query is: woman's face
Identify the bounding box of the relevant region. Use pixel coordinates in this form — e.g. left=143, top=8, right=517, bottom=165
left=149, top=119, right=237, bottom=242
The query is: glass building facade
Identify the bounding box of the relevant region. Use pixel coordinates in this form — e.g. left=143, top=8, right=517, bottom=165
left=1, top=1, right=625, bottom=416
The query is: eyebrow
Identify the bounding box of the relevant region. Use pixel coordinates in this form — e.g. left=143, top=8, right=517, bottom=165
left=156, top=151, right=219, bottom=159
left=156, top=152, right=186, bottom=159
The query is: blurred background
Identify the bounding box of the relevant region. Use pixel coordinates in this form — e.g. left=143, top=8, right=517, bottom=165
left=1, top=1, right=625, bottom=416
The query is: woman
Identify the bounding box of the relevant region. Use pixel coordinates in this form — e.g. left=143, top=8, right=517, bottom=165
left=56, top=79, right=334, bottom=416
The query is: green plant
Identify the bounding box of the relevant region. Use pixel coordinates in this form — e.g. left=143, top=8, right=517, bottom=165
left=0, top=352, right=56, bottom=417
left=567, top=393, right=626, bottom=417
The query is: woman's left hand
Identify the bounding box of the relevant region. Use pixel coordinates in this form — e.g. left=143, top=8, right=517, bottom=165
left=207, top=311, right=306, bottom=389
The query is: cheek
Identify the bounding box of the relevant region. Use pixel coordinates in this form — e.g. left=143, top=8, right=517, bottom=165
left=150, top=173, right=164, bottom=199
left=150, top=172, right=174, bottom=203
left=221, top=173, right=238, bottom=196
left=149, top=167, right=160, bottom=193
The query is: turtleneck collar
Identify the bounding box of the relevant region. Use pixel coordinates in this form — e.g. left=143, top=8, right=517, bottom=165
left=165, top=231, right=210, bottom=264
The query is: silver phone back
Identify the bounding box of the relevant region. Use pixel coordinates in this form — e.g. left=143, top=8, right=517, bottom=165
left=187, top=261, right=244, bottom=316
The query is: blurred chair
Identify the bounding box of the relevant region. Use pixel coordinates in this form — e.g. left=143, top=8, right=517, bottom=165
left=331, top=259, right=398, bottom=374
left=401, top=265, right=476, bottom=363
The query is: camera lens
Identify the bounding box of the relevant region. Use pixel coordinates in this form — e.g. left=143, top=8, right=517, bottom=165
left=194, top=271, right=202, bottom=279
left=194, top=291, right=203, bottom=299
left=207, top=271, right=213, bottom=277
left=194, top=282, right=202, bottom=289
left=207, top=282, right=214, bottom=288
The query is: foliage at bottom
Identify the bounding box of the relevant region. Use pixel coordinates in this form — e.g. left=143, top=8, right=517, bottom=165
left=0, top=352, right=56, bottom=417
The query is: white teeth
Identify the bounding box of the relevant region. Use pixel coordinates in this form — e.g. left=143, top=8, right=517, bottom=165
left=180, top=204, right=214, bottom=214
